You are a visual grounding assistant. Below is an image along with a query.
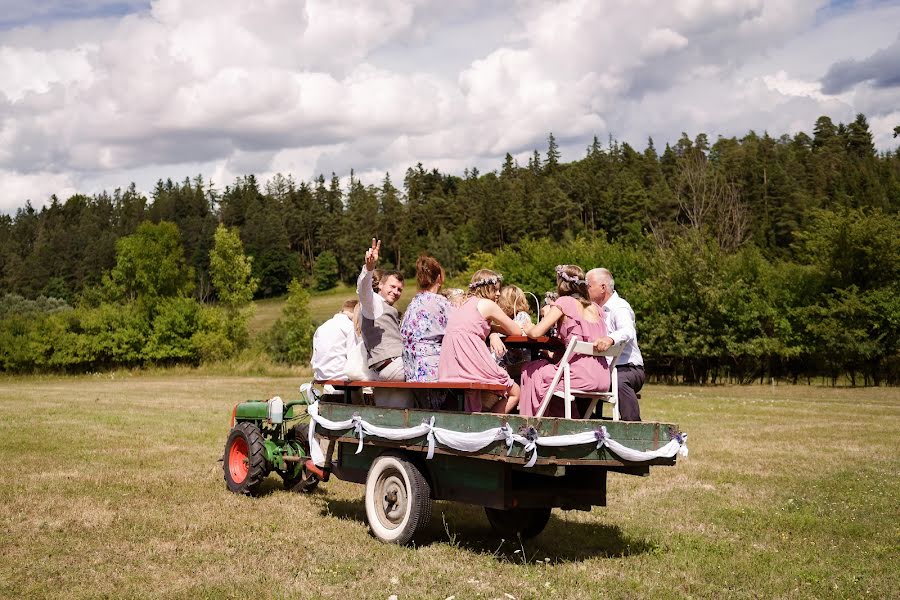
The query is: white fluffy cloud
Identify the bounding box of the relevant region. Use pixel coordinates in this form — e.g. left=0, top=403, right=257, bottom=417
left=1, top=0, right=899, bottom=213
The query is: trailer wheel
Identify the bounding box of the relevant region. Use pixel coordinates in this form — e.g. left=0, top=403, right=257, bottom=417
left=484, top=507, right=552, bottom=540
left=223, top=422, right=267, bottom=496
left=364, top=452, right=432, bottom=545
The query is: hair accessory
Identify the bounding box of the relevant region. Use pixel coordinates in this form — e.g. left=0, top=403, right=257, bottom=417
left=468, top=274, right=503, bottom=290
left=555, top=265, right=586, bottom=285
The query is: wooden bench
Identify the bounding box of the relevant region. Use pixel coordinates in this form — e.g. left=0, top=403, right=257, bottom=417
left=315, top=379, right=507, bottom=411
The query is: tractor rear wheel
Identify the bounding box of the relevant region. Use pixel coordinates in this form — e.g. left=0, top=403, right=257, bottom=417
left=224, top=422, right=267, bottom=495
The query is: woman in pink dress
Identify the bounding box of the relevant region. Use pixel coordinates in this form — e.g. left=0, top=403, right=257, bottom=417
left=438, top=269, right=531, bottom=414
left=519, top=265, right=611, bottom=418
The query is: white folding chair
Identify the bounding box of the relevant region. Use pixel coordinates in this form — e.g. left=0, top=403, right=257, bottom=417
left=534, top=338, right=625, bottom=420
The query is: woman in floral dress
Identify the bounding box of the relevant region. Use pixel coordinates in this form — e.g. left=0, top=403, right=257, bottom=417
left=400, top=256, right=451, bottom=407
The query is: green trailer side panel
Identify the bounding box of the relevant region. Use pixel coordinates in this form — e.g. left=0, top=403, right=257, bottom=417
left=316, top=402, right=678, bottom=467
left=334, top=441, right=607, bottom=510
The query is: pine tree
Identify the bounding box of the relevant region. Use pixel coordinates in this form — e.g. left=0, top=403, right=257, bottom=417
left=847, top=113, right=876, bottom=159
left=545, top=132, right=561, bottom=173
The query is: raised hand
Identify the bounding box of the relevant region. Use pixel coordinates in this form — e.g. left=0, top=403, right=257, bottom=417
left=364, top=238, right=381, bottom=271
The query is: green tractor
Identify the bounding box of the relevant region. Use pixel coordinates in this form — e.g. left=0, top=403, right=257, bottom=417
left=222, top=396, right=322, bottom=495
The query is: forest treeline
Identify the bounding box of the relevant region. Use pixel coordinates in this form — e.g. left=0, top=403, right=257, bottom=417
left=1, top=113, right=898, bottom=384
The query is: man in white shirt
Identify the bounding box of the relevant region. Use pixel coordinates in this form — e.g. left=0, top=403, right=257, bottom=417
left=311, top=299, right=358, bottom=392
left=586, top=268, right=644, bottom=421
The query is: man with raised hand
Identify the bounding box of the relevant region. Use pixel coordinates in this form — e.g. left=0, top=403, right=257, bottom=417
left=586, top=268, right=644, bottom=421
left=357, top=238, right=410, bottom=407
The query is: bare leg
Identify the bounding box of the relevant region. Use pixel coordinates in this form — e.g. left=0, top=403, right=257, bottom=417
left=499, top=383, right=521, bottom=414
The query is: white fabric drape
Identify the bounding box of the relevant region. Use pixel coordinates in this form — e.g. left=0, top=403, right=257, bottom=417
left=302, top=396, right=687, bottom=469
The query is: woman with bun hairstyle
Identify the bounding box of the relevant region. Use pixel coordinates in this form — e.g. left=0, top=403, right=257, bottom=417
left=438, top=269, right=531, bottom=413
left=518, top=265, right=610, bottom=417
left=400, top=255, right=451, bottom=398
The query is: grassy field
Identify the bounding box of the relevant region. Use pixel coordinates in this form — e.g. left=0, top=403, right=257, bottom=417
left=0, top=377, right=897, bottom=599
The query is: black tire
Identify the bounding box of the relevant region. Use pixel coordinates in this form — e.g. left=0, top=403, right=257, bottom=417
left=281, top=466, right=320, bottom=493
left=281, top=423, right=320, bottom=493
left=364, top=452, right=432, bottom=545
left=223, top=422, right=267, bottom=496
left=484, top=507, right=552, bottom=540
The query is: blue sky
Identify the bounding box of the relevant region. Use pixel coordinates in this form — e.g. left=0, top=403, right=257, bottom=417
left=1, top=0, right=899, bottom=213
left=0, top=1, right=150, bottom=30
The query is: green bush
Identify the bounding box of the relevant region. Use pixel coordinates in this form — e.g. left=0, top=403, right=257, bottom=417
left=0, top=293, right=71, bottom=318
left=144, top=297, right=202, bottom=363
left=313, top=251, right=339, bottom=291
left=266, top=279, right=315, bottom=365
left=105, top=221, right=194, bottom=303
left=191, top=305, right=236, bottom=363
left=0, top=301, right=148, bottom=372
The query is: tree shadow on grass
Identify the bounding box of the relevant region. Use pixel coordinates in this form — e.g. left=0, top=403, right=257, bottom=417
left=318, top=496, right=660, bottom=563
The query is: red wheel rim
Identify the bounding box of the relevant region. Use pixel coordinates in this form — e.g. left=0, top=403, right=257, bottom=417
left=228, top=437, right=249, bottom=483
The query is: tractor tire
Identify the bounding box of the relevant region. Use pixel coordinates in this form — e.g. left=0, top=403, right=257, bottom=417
left=223, top=422, right=267, bottom=496
left=282, top=423, right=320, bottom=493
left=364, top=452, right=432, bottom=545
left=282, top=466, right=319, bottom=493
left=484, top=506, right=552, bottom=540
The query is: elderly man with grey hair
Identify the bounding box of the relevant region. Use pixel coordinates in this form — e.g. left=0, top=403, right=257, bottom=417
left=586, top=268, right=644, bottom=421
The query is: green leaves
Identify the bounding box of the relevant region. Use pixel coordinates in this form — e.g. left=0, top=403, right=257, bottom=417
left=107, top=221, right=194, bottom=303
left=210, top=225, right=258, bottom=307
left=266, top=279, right=315, bottom=365
left=312, top=251, right=339, bottom=291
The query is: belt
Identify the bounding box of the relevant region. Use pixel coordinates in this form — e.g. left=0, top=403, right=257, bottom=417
left=617, top=363, right=644, bottom=370
left=372, top=357, right=399, bottom=372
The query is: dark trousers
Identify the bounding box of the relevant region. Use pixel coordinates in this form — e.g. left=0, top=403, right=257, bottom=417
left=617, top=365, right=645, bottom=421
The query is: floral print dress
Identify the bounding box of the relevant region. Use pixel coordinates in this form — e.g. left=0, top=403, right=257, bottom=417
left=400, top=291, right=451, bottom=382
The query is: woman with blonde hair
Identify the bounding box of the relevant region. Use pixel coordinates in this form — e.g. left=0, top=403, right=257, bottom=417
left=438, top=269, right=531, bottom=413
left=496, top=284, right=534, bottom=379
left=518, top=265, right=610, bottom=417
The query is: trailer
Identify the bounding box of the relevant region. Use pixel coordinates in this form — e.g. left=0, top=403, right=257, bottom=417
left=222, top=380, right=687, bottom=545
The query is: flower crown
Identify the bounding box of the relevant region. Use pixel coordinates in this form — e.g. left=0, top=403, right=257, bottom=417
left=555, top=265, right=586, bottom=285
left=468, top=274, right=503, bottom=290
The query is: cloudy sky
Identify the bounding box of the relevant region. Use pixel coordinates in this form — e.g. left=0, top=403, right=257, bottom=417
left=1, top=0, right=899, bottom=214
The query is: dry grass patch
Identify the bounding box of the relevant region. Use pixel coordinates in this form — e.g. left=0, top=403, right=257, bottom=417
left=1, top=375, right=898, bottom=599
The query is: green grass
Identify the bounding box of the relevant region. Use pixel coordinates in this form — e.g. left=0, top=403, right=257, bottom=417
left=0, top=378, right=897, bottom=599
left=248, top=296, right=291, bottom=336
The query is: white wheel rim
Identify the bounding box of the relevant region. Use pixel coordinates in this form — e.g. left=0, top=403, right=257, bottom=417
left=374, top=468, right=409, bottom=530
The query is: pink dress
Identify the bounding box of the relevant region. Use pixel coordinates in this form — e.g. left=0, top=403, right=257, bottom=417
left=438, top=297, right=514, bottom=412
left=519, top=296, right=611, bottom=418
